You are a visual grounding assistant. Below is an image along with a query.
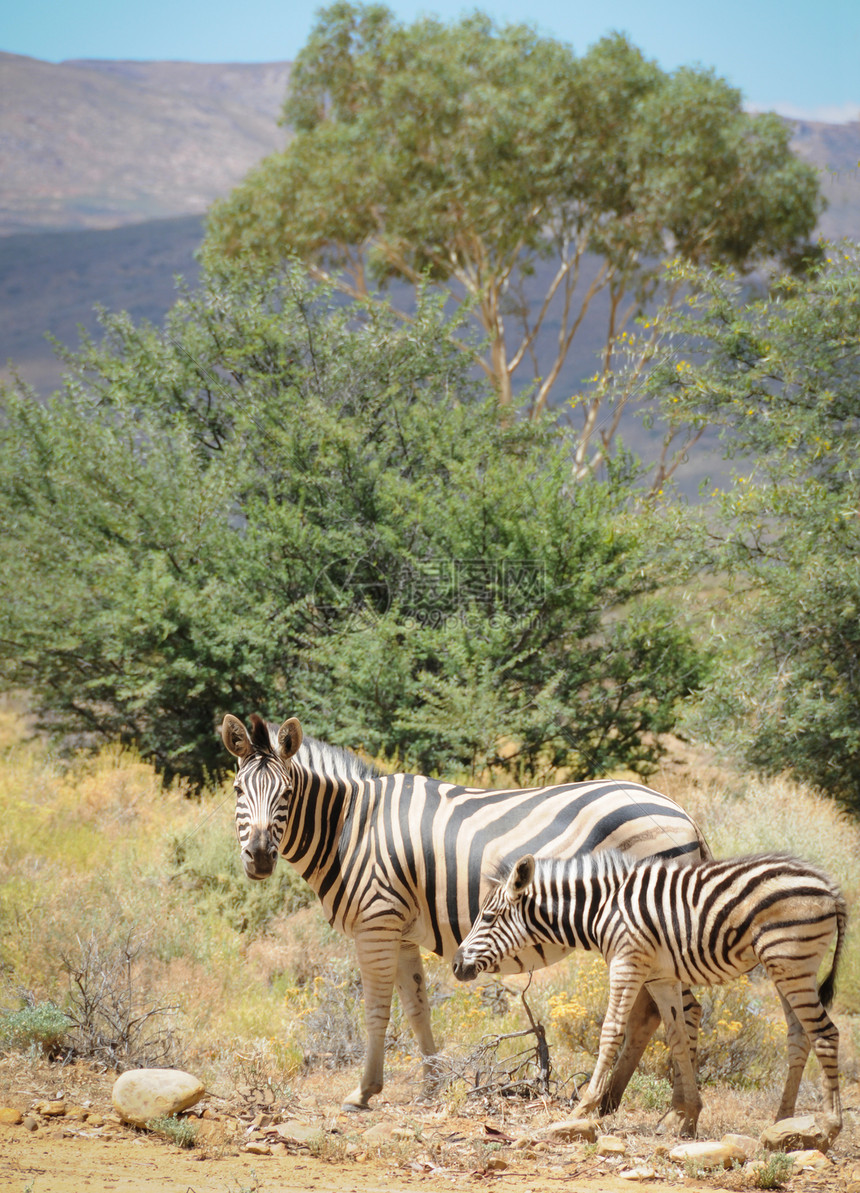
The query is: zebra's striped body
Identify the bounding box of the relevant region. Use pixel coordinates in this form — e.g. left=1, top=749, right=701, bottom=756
left=221, top=712, right=710, bottom=1113
left=454, top=851, right=846, bottom=1139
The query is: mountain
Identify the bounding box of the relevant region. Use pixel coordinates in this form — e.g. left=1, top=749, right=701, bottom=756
left=0, top=52, right=290, bottom=233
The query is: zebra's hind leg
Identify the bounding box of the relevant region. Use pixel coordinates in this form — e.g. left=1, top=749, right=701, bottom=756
left=772, top=977, right=842, bottom=1143
left=598, top=987, right=701, bottom=1121
left=646, top=979, right=702, bottom=1138
left=774, top=991, right=812, bottom=1121
left=395, top=941, right=443, bottom=1101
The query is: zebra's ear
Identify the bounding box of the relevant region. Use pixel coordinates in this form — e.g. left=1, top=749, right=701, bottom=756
left=221, top=714, right=253, bottom=759
left=506, top=854, right=535, bottom=899
left=277, top=717, right=303, bottom=761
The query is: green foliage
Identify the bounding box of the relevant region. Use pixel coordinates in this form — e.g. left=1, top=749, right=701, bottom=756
left=204, top=2, right=820, bottom=448
left=0, top=1001, right=72, bottom=1058
left=647, top=245, right=860, bottom=812
left=0, top=266, right=708, bottom=784
left=751, top=1152, right=794, bottom=1190
left=145, top=1114, right=198, bottom=1148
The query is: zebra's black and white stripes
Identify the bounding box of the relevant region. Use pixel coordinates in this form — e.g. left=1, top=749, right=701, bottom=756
left=453, top=850, right=846, bottom=1140
left=221, top=712, right=711, bottom=1114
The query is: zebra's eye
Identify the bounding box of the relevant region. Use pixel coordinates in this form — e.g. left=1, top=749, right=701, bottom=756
left=481, top=910, right=496, bottom=925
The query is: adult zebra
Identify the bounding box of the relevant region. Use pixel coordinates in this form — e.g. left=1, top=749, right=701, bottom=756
left=221, top=711, right=711, bottom=1114
left=453, top=851, right=846, bottom=1140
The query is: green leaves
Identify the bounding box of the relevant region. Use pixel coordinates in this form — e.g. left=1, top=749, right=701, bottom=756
left=0, top=266, right=706, bottom=785
left=645, top=246, right=860, bottom=811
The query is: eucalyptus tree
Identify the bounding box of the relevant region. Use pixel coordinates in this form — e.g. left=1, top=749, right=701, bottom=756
left=204, top=2, right=820, bottom=476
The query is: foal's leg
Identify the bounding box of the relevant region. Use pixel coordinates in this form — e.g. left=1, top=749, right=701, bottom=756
left=774, top=991, right=812, bottom=1121
left=646, top=979, right=703, bottom=1138
left=599, top=987, right=701, bottom=1118
left=574, top=958, right=646, bottom=1120
left=773, top=978, right=842, bottom=1142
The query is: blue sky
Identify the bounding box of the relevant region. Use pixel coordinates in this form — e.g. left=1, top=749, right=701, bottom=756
left=4, top=0, right=858, bottom=122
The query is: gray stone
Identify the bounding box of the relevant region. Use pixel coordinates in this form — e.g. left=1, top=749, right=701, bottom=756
left=111, top=1068, right=205, bottom=1128
left=362, top=1121, right=396, bottom=1143
left=669, top=1140, right=747, bottom=1169
left=760, top=1114, right=837, bottom=1153
left=273, top=1121, right=324, bottom=1146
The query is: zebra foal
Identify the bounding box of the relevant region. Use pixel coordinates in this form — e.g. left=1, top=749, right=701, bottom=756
left=453, top=851, right=846, bottom=1140
left=221, top=712, right=711, bottom=1114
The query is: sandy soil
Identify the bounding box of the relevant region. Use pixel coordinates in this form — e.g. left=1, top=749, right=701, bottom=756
left=1, top=1056, right=858, bottom=1193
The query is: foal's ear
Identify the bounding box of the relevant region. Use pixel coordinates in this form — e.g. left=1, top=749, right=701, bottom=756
left=221, top=714, right=252, bottom=759
left=277, top=717, right=303, bottom=761
left=506, top=854, right=535, bottom=899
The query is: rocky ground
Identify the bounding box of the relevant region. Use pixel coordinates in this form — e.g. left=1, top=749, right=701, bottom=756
left=1, top=1055, right=859, bottom=1193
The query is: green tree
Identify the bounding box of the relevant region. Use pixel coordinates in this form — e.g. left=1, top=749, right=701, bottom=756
left=0, top=267, right=707, bottom=784
left=645, top=244, right=860, bottom=812
left=203, top=2, right=821, bottom=480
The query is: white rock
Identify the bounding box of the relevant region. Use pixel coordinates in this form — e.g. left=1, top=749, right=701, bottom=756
left=111, top=1069, right=205, bottom=1128
left=597, top=1134, right=627, bottom=1156
left=721, top=1133, right=759, bottom=1161
left=787, top=1148, right=830, bottom=1170
left=619, top=1165, right=657, bottom=1181
left=538, top=1117, right=599, bottom=1143
left=669, top=1140, right=746, bottom=1169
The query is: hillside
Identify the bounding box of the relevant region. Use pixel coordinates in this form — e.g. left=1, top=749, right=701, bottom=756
left=0, top=52, right=291, bottom=234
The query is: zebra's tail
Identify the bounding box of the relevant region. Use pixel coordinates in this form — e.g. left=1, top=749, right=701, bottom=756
left=818, top=893, right=848, bottom=1010
left=694, top=821, right=713, bottom=862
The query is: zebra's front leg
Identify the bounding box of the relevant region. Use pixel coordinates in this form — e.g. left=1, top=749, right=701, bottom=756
left=342, top=928, right=402, bottom=1112
left=574, top=961, right=645, bottom=1120
left=395, top=941, right=442, bottom=1100
left=647, top=979, right=702, bottom=1138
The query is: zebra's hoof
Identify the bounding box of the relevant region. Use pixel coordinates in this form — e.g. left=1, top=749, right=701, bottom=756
left=657, top=1108, right=698, bottom=1138
left=340, top=1101, right=373, bottom=1113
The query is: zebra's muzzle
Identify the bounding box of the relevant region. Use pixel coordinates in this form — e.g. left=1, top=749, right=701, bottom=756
left=242, top=829, right=280, bottom=880
left=452, top=949, right=483, bottom=982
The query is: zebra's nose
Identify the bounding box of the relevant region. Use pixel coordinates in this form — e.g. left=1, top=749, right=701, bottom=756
left=452, top=949, right=478, bottom=982
left=242, top=828, right=279, bottom=879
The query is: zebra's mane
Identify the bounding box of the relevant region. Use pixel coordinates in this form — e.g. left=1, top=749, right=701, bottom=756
left=251, top=717, right=382, bottom=784
left=490, top=849, right=639, bottom=889
left=298, top=734, right=383, bottom=784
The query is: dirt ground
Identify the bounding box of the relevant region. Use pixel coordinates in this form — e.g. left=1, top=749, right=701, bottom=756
left=1, top=1056, right=859, bottom=1193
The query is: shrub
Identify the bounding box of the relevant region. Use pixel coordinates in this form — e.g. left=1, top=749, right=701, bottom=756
left=750, top=1151, right=794, bottom=1189
left=145, top=1115, right=198, bottom=1149
left=0, top=1000, right=72, bottom=1059
left=167, top=818, right=314, bottom=937
left=0, top=267, right=708, bottom=785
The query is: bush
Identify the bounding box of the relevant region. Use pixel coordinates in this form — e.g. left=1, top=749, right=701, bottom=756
left=145, top=1115, right=198, bottom=1149
left=0, top=267, right=708, bottom=785
left=0, top=1000, right=72, bottom=1059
